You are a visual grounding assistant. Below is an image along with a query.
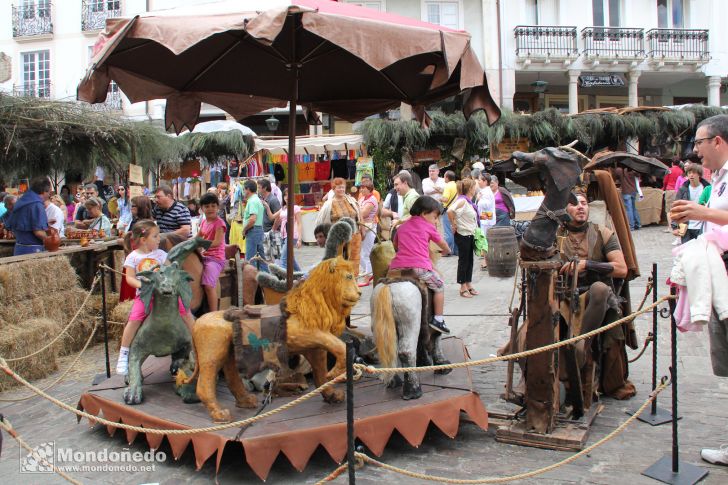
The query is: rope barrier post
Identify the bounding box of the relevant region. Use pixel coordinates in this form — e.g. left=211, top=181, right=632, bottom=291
left=630, top=262, right=671, bottom=425
left=346, top=341, right=356, bottom=485
left=100, top=267, right=111, bottom=379
left=642, top=287, right=708, bottom=485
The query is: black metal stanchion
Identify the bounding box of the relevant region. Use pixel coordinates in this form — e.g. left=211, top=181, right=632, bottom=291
left=346, top=341, right=356, bottom=485
left=93, top=267, right=112, bottom=386
left=643, top=288, right=708, bottom=485
left=630, top=263, right=672, bottom=425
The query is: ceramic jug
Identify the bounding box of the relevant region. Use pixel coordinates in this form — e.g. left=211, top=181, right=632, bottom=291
left=44, top=227, right=61, bottom=252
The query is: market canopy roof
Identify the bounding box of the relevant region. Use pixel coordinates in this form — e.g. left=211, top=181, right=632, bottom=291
left=254, top=134, right=363, bottom=154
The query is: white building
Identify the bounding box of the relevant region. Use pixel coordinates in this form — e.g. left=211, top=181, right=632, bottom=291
left=1, top=0, right=726, bottom=120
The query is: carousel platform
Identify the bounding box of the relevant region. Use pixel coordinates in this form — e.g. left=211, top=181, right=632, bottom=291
left=77, top=337, right=488, bottom=480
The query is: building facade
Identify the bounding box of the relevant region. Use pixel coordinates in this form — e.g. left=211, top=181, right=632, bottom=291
left=1, top=0, right=726, bottom=120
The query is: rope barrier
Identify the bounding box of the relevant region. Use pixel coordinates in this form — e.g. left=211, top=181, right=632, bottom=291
left=6, top=274, right=100, bottom=363
left=0, top=358, right=361, bottom=435
left=0, top=322, right=100, bottom=403
left=98, top=264, right=124, bottom=277
left=0, top=417, right=82, bottom=485
left=358, top=295, right=675, bottom=376
left=353, top=380, right=669, bottom=484
left=628, top=334, right=654, bottom=364
left=315, top=462, right=349, bottom=484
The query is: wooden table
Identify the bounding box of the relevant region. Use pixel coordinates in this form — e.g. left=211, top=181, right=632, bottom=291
left=0, top=240, right=124, bottom=290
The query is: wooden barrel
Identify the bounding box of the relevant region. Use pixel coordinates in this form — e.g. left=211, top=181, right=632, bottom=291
left=486, top=226, right=518, bottom=277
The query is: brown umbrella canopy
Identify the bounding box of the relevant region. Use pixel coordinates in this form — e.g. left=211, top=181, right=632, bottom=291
left=78, top=0, right=500, bottom=133
left=78, top=0, right=500, bottom=286
left=584, top=151, right=669, bottom=178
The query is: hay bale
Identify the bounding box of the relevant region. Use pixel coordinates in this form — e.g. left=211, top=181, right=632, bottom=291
left=88, top=293, right=120, bottom=315
left=0, top=319, right=61, bottom=391
left=111, top=300, right=134, bottom=324
left=0, top=287, right=93, bottom=327
left=0, top=288, right=99, bottom=355
left=0, top=256, right=79, bottom=302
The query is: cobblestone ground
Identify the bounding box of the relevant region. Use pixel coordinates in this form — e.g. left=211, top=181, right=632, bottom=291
left=1, top=226, right=727, bottom=484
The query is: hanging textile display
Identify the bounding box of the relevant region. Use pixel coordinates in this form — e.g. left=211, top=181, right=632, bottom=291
left=315, top=160, right=331, bottom=181
left=355, top=157, right=374, bottom=185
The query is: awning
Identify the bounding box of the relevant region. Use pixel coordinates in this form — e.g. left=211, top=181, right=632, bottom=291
left=253, top=134, right=364, bottom=155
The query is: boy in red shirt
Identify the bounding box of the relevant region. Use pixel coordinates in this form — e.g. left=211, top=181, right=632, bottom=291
left=198, top=192, right=227, bottom=311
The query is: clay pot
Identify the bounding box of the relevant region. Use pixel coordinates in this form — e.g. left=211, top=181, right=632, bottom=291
left=79, top=235, right=90, bottom=247
left=44, top=227, right=61, bottom=252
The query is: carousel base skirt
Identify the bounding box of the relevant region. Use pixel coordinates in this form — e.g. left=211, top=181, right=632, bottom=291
left=77, top=337, right=487, bottom=480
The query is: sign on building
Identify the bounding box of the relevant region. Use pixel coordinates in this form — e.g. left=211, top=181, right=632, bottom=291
left=578, top=74, right=625, bottom=88
left=490, top=138, right=530, bottom=161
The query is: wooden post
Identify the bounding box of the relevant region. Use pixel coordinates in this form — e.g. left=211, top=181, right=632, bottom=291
left=523, top=261, right=561, bottom=434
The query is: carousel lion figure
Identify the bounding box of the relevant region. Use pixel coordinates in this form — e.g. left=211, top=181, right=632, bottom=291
left=177, top=256, right=362, bottom=423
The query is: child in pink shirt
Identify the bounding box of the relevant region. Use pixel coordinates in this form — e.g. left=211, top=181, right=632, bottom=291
left=198, top=192, right=227, bottom=311
left=390, top=196, right=451, bottom=333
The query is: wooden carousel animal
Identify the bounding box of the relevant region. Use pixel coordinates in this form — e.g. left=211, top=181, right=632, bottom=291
left=159, top=233, right=259, bottom=313
left=178, top=256, right=362, bottom=423
left=369, top=232, right=452, bottom=401
left=504, top=147, right=583, bottom=434
left=123, top=237, right=210, bottom=405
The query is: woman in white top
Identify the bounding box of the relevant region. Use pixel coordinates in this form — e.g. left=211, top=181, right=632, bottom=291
left=447, top=178, right=479, bottom=298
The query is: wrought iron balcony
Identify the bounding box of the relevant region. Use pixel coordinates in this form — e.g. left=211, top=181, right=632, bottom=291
left=514, top=25, right=578, bottom=59
left=13, top=82, right=51, bottom=99
left=582, top=27, right=645, bottom=59
left=89, top=88, right=123, bottom=111
left=646, top=29, right=709, bottom=62
left=12, top=2, right=53, bottom=38
left=82, top=0, right=122, bottom=32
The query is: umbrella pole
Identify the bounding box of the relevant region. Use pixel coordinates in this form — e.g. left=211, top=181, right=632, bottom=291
left=286, top=14, right=299, bottom=290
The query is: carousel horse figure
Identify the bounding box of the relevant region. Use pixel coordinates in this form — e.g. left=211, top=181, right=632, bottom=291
left=370, top=242, right=452, bottom=400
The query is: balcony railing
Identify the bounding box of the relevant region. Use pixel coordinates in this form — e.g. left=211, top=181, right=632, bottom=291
left=582, top=27, right=644, bottom=58
left=12, top=3, right=53, bottom=37
left=646, top=28, right=709, bottom=61
left=514, top=25, right=578, bottom=58
left=82, top=0, right=122, bottom=32
left=89, top=88, right=123, bottom=111
left=13, top=82, right=51, bottom=99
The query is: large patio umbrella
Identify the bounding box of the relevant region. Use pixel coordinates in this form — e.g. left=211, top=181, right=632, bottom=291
left=78, top=0, right=500, bottom=285
left=584, top=151, right=670, bottom=178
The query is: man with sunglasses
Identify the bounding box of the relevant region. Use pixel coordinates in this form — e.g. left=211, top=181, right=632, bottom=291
left=671, top=114, right=728, bottom=467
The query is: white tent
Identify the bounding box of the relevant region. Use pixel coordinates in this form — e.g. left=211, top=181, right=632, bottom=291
left=253, top=134, right=364, bottom=155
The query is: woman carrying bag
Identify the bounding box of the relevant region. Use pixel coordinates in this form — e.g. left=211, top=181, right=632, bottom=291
left=448, top=178, right=479, bottom=298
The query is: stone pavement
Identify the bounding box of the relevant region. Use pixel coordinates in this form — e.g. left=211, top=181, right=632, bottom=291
left=1, top=226, right=727, bottom=484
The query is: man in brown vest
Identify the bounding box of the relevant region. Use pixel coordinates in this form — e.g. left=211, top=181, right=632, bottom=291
left=558, top=192, right=636, bottom=400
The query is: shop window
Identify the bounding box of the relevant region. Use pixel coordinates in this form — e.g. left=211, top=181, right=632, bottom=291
left=424, top=1, right=460, bottom=30
left=657, top=0, right=684, bottom=28
left=544, top=94, right=588, bottom=113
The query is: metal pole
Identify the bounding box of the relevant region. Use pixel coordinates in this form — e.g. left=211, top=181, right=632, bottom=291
left=651, top=262, right=658, bottom=415
left=285, top=13, right=299, bottom=290
left=100, top=267, right=111, bottom=378
left=346, top=341, right=356, bottom=484
left=670, top=287, right=679, bottom=473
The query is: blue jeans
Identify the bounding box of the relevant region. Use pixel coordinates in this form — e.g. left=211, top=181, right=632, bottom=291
left=622, top=193, right=641, bottom=230
left=280, top=237, right=301, bottom=271
left=245, top=226, right=268, bottom=272
left=441, top=213, right=457, bottom=255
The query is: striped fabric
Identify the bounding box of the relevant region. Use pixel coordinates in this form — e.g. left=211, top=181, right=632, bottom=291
left=152, top=201, right=191, bottom=234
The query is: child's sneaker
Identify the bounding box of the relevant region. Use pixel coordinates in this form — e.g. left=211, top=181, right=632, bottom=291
left=116, top=352, right=129, bottom=376
left=429, top=317, right=451, bottom=334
